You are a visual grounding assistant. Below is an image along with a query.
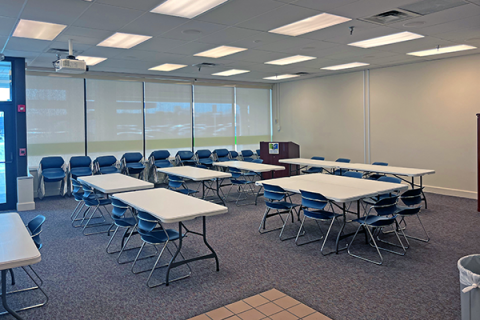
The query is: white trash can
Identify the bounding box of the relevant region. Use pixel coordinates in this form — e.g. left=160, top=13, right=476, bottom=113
left=458, top=254, right=480, bottom=320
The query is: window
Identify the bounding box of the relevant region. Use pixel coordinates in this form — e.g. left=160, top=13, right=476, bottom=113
left=86, top=79, right=143, bottom=161
left=145, top=82, right=192, bottom=158
left=0, top=62, right=12, bottom=102
left=194, top=86, right=234, bottom=151
left=26, top=75, right=85, bottom=167
left=236, top=88, right=271, bottom=151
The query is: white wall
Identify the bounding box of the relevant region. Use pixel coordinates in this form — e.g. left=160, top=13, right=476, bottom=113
left=273, top=53, right=480, bottom=199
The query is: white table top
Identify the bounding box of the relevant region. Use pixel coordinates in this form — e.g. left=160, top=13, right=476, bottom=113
left=0, top=212, right=41, bottom=270
left=256, top=174, right=408, bottom=203
left=280, top=158, right=435, bottom=177
left=112, top=189, right=228, bottom=223
left=157, top=166, right=231, bottom=181
left=213, top=161, right=285, bottom=173
left=79, top=173, right=154, bottom=194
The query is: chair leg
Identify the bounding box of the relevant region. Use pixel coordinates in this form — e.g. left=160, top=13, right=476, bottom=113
left=348, top=224, right=385, bottom=265
left=117, top=227, right=157, bottom=265
left=258, top=208, right=286, bottom=235
left=70, top=202, right=82, bottom=220
left=106, top=226, right=120, bottom=254
left=320, top=217, right=337, bottom=256
left=279, top=207, right=299, bottom=241
left=401, top=214, right=430, bottom=243
left=294, top=216, right=321, bottom=246
left=146, top=242, right=191, bottom=288
left=374, top=222, right=408, bottom=256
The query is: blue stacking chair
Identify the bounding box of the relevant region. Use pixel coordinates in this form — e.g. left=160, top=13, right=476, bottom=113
left=227, top=167, right=255, bottom=205
left=363, top=176, right=402, bottom=205
left=131, top=211, right=190, bottom=288
left=343, top=171, right=363, bottom=179
left=167, top=175, right=198, bottom=196
left=71, top=179, right=86, bottom=226
left=229, top=150, right=239, bottom=160
left=302, top=156, right=325, bottom=174
left=94, top=155, right=120, bottom=174
left=121, top=152, right=145, bottom=177
left=69, top=156, right=92, bottom=180
left=38, top=156, right=66, bottom=199
left=176, top=150, right=196, bottom=166
left=147, top=150, right=172, bottom=183
left=348, top=196, right=406, bottom=265
left=256, top=149, right=261, bottom=158
left=333, top=158, right=351, bottom=176
left=78, top=182, right=113, bottom=236
left=295, top=190, right=341, bottom=254
left=213, top=149, right=230, bottom=162
left=243, top=159, right=263, bottom=181
left=367, top=162, right=389, bottom=180
left=259, top=184, right=299, bottom=240
left=241, top=150, right=255, bottom=162
left=195, top=149, right=213, bottom=169
left=395, top=188, right=429, bottom=245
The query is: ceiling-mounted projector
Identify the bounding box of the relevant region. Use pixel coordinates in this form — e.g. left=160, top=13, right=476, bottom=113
left=53, top=39, right=87, bottom=74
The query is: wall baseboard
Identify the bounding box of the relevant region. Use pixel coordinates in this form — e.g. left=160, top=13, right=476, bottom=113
left=424, top=185, right=477, bottom=199
left=17, top=201, right=35, bottom=211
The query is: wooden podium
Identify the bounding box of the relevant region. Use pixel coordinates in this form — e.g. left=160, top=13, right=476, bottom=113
left=259, top=141, right=300, bottom=179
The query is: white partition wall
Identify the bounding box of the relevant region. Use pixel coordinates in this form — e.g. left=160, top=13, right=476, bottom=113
left=145, top=82, right=192, bottom=158
left=236, top=88, right=271, bottom=152
left=273, top=72, right=365, bottom=163
left=194, top=85, right=234, bottom=151
left=26, top=75, right=85, bottom=166
left=86, top=79, right=143, bottom=160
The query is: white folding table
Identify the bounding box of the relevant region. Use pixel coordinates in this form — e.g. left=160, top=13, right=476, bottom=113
left=256, top=174, right=408, bottom=253
left=157, top=166, right=231, bottom=206
left=112, top=189, right=228, bottom=286
left=0, top=212, right=42, bottom=319
left=78, top=173, right=154, bottom=194
left=213, top=161, right=285, bottom=179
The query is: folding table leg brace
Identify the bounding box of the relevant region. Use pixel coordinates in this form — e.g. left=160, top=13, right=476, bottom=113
left=2, top=269, right=22, bottom=320
left=165, top=216, right=219, bottom=286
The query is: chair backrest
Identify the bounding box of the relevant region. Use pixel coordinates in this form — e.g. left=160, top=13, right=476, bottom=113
left=311, top=156, right=324, bottom=161
left=40, top=156, right=64, bottom=170
left=400, top=188, right=423, bottom=206
left=70, top=156, right=91, bottom=168
left=137, top=210, right=157, bottom=234
left=229, top=150, right=239, bottom=159
left=241, top=150, right=254, bottom=160
left=263, top=183, right=287, bottom=201
left=95, top=155, right=117, bottom=168
left=213, top=149, right=230, bottom=161
left=196, top=149, right=212, bottom=159
left=377, top=176, right=402, bottom=184
left=72, top=179, right=83, bottom=199
left=122, top=152, right=143, bottom=163
left=335, top=158, right=350, bottom=163
left=150, top=150, right=170, bottom=160
left=27, top=215, right=46, bottom=250
left=228, top=167, right=243, bottom=179
left=343, top=171, right=363, bottom=179
left=177, top=150, right=194, bottom=160
left=300, top=190, right=328, bottom=210
left=256, top=149, right=261, bottom=156
left=111, top=198, right=129, bottom=219
left=372, top=162, right=388, bottom=166
left=372, top=196, right=398, bottom=216
left=168, top=174, right=184, bottom=189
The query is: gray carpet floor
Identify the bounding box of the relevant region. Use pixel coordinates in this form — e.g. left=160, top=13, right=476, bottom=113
left=1, top=186, right=476, bottom=320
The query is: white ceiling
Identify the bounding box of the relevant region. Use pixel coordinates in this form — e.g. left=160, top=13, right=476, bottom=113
left=1, top=0, right=480, bottom=83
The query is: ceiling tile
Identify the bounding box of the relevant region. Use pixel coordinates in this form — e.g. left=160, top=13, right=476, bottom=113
left=78, top=46, right=127, bottom=58
left=6, top=37, right=51, bottom=52
left=433, top=28, right=480, bottom=42
left=132, top=37, right=188, bottom=52
left=197, top=27, right=261, bottom=45
left=0, top=0, right=29, bottom=18
left=161, top=41, right=221, bottom=55
left=196, top=0, right=285, bottom=25
left=21, top=0, right=90, bottom=25
left=0, top=36, right=6, bottom=52
left=292, top=0, right=359, bottom=11
left=467, top=0, right=480, bottom=5
left=226, top=49, right=287, bottom=63
left=253, top=36, right=316, bottom=52
left=111, top=49, right=167, bottom=62
left=381, top=36, right=456, bottom=54
left=271, top=40, right=340, bottom=54
left=0, top=16, right=16, bottom=37
left=96, top=0, right=161, bottom=11
left=73, top=3, right=144, bottom=31
left=4, top=49, right=40, bottom=64
left=236, top=4, right=322, bottom=32
left=161, top=20, right=227, bottom=41
left=329, top=0, right=421, bottom=19
left=230, top=32, right=293, bottom=49
left=120, top=12, right=188, bottom=37
left=45, top=41, right=92, bottom=56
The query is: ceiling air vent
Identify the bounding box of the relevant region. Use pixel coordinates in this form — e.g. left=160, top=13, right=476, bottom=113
left=399, top=0, right=467, bottom=15
left=295, top=72, right=310, bottom=76
left=192, top=62, right=219, bottom=71
left=359, top=9, right=420, bottom=25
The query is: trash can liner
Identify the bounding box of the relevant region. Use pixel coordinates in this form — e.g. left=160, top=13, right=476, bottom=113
left=458, top=254, right=480, bottom=293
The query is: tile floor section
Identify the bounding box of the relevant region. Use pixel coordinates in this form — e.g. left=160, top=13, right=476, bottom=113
left=188, top=289, right=331, bottom=320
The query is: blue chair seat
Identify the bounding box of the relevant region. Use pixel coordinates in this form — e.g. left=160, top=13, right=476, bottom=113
left=266, top=201, right=298, bottom=210
left=354, top=215, right=396, bottom=227
left=217, top=158, right=230, bottom=162
left=302, top=167, right=323, bottom=174
left=140, top=229, right=180, bottom=244
left=85, top=198, right=112, bottom=206
left=154, top=160, right=172, bottom=168
left=42, top=168, right=66, bottom=182
left=126, top=163, right=145, bottom=169
left=196, top=164, right=208, bottom=169
left=304, top=209, right=340, bottom=220
left=100, top=167, right=121, bottom=174
left=175, top=188, right=199, bottom=195
left=363, top=194, right=394, bottom=205
left=199, top=159, right=213, bottom=165
left=71, top=167, right=92, bottom=179
left=113, top=217, right=137, bottom=228
left=395, top=205, right=421, bottom=215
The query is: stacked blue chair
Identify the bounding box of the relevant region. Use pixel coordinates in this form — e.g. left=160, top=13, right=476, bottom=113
left=302, top=156, right=325, bottom=174
left=348, top=196, right=407, bottom=265
left=121, top=152, right=145, bottom=178
left=71, top=179, right=86, bottom=226
left=78, top=182, right=113, bottom=236
left=38, top=156, right=66, bottom=199
left=256, top=149, right=261, bottom=158
left=333, top=158, right=351, bottom=176
left=147, top=150, right=172, bottom=183
left=94, top=155, right=120, bottom=174
left=363, top=176, right=402, bottom=205
left=68, top=156, right=93, bottom=196
left=229, top=150, right=239, bottom=160
left=295, top=190, right=341, bottom=255
left=259, top=184, right=299, bottom=240
left=227, top=167, right=255, bottom=205
left=241, top=150, right=255, bottom=162
left=195, top=149, right=214, bottom=169
left=176, top=150, right=196, bottom=166
left=213, top=149, right=230, bottom=162
left=368, top=162, right=389, bottom=180
left=167, top=175, right=198, bottom=196
left=131, top=210, right=190, bottom=288
left=343, top=171, right=363, bottom=179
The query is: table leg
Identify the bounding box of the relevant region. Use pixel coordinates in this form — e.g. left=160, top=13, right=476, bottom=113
left=1, top=269, right=23, bottom=320
left=216, top=179, right=226, bottom=207
left=335, top=203, right=347, bottom=254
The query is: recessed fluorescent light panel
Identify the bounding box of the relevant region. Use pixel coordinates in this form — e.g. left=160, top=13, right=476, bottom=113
left=269, top=13, right=351, bottom=37
left=149, top=63, right=187, bottom=71
left=407, top=44, right=477, bottom=57
left=97, top=32, right=152, bottom=49
left=151, top=0, right=229, bottom=19
left=77, top=56, right=107, bottom=66
left=321, top=62, right=369, bottom=70
left=263, top=74, right=300, bottom=80
left=349, top=31, right=424, bottom=48
left=212, top=69, right=250, bottom=76
left=13, top=19, right=66, bottom=40
left=265, top=55, right=316, bottom=65
left=194, top=45, right=247, bottom=58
